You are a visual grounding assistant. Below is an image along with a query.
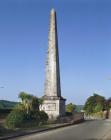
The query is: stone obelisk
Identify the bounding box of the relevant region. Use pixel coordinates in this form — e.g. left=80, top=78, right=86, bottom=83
left=42, top=9, right=66, bottom=119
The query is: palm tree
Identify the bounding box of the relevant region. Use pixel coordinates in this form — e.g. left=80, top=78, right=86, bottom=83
left=18, top=92, right=40, bottom=114
left=19, top=92, right=33, bottom=114
left=31, top=96, right=39, bottom=111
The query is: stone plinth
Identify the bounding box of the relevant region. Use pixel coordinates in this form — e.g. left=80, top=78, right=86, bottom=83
left=42, top=96, right=66, bottom=119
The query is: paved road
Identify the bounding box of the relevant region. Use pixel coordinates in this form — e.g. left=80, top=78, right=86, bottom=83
left=12, top=120, right=111, bottom=140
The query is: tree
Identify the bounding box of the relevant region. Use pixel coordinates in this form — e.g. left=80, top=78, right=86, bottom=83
left=83, top=93, right=105, bottom=115
left=66, top=103, right=76, bottom=113
left=83, top=95, right=96, bottom=114
left=18, top=92, right=40, bottom=114
left=19, top=92, right=33, bottom=114
left=94, top=103, right=103, bottom=113
left=31, top=96, right=39, bottom=112
left=107, top=97, right=111, bottom=109
left=38, top=97, right=44, bottom=106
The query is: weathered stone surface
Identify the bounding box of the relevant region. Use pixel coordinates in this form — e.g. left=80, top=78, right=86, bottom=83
left=42, top=9, right=66, bottom=119
left=44, top=8, right=61, bottom=97
left=42, top=99, right=65, bottom=120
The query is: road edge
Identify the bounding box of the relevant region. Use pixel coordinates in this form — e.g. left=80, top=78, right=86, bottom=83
left=0, top=119, right=84, bottom=140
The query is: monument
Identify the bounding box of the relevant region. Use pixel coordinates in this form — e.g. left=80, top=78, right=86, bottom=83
left=41, top=9, right=66, bottom=119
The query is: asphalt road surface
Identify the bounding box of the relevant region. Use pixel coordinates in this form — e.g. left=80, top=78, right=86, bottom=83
left=12, top=120, right=111, bottom=140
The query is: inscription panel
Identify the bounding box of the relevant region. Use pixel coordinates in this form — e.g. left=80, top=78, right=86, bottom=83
left=43, top=103, right=56, bottom=111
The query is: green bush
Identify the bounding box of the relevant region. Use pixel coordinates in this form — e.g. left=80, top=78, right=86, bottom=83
left=6, top=109, right=26, bottom=129
left=27, top=111, right=40, bottom=123
left=39, top=111, right=48, bottom=124
left=6, top=109, right=48, bottom=129
left=29, top=111, right=48, bottom=125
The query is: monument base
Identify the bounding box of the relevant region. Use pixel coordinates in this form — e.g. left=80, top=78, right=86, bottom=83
left=41, top=96, right=66, bottom=120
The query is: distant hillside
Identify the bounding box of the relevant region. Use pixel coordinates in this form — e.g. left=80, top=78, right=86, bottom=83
left=0, top=100, right=17, bottom=109
left=75, top=105, right=84, bottom=112
left=0, top=100, right=84, bottom=111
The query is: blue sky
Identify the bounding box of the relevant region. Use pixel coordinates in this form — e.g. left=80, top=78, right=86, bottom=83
left=0, top=0, right=111, bottom=104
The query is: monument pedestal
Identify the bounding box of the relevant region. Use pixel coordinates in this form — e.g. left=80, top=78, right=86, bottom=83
left=42, top=96, right=66, bottom=120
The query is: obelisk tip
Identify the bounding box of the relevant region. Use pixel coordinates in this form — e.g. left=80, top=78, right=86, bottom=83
left=51, top=8, right=55, bottom=14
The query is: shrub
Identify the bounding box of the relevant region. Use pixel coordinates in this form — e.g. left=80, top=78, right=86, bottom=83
left=27, top=111, right=40, bottom=123
left=39, top=111, right=48, bottom=124
left=6, top=109, right=48, bottom=129
left=28, top=111, right=48, bottom=125
left=6, top=109, right=26, bottom=129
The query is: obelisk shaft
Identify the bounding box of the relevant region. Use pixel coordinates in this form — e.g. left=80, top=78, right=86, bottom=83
left=44, top=9, right=61, bottom=97
left=42, top=9, right=66, bottom=119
